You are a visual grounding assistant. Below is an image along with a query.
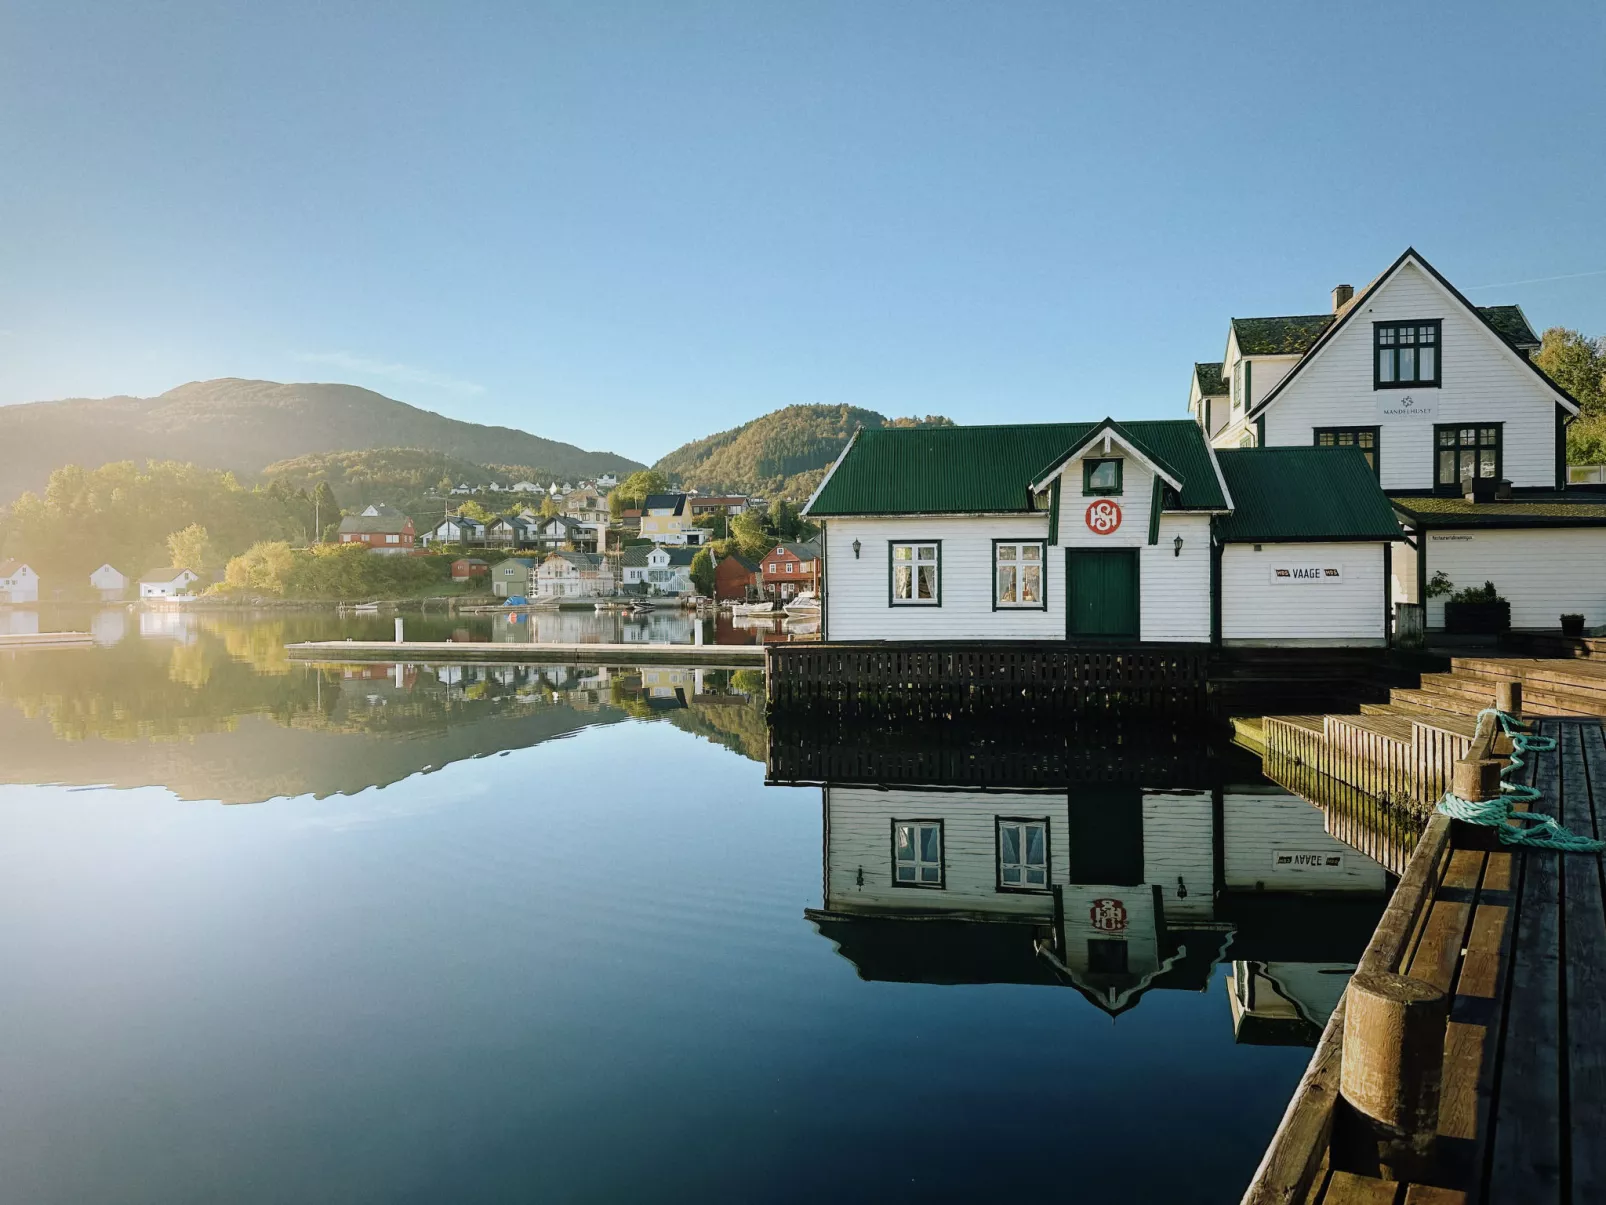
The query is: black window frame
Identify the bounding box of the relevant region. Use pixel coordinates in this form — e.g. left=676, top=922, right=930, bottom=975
left=891, top=818, right=945, bottom=889
left=1313, top=426, right=1381, bottom=479
left=1082, top=457, right=1124, bottom=496
left=887, top=539, right=942, bottom=607
left=1433, top=423, right=1503, bottom=494
left=995, top=816, right=1052, bottom=893
left=1374, top=320, right=1442, bottom=389
left=991, top=539, right=1049, bottom=611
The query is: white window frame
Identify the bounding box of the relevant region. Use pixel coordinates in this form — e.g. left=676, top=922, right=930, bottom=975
left=893, top=820, right=944, bottom=888
left=993, top=541, right=1046, bottom=610
left=889, top=541, right=941, bottom=606
left=997, top=818, right=1049, bottom=891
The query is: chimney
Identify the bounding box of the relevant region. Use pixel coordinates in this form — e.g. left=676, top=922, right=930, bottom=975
left=1331, top=284, right=1354, bottom=313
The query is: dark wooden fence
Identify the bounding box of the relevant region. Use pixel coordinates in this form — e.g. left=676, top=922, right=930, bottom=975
left=766, top=641, right=1211, bottom=717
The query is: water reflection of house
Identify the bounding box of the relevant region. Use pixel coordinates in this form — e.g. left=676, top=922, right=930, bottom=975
left=806, top=779, right=1387, bottom=1029
left=638, top=665, right=703, bottom=705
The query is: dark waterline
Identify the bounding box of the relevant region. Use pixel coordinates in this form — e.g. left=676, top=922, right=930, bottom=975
left=0, top=611, right=1386, bottom=1203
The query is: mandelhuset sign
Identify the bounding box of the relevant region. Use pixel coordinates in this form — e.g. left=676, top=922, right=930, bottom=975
left=1376, top=393, right=1438, bottom=422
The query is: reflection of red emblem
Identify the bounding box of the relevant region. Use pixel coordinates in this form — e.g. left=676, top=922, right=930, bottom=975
left=1089, top=898, right=1128, bottom=932
left=1084, top=500, right=1122, bottom=535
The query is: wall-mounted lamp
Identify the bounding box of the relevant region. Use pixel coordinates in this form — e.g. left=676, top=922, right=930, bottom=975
left=1173, top=534, right=1184, bottom=558
left=852, top=539, right=862, bottom=559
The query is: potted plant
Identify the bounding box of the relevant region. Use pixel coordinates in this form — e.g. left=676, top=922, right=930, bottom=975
left=1444, top=580, right=1510, bottom=635
left=1561, top=613, right=1586, bottom=638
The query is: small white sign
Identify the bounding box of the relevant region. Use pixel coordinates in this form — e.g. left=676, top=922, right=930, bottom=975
left=1376, top=393, right=1438, bottom=423
left=1268, top=565, right=1343, bottom=585
left=1274, top=851, right=1346, bottom=871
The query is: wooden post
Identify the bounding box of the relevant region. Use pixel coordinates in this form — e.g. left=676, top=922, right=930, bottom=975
left=394, top=617, right=404, bottom=644
left=1340, top=967, right=1448, bottom=1172
left=1495, top=678, right=1521, bottom=715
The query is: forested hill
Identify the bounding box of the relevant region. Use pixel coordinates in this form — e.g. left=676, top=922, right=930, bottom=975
left=0, top=378, right=643, bottom=501
left=654, top=404, right=953, bottom=498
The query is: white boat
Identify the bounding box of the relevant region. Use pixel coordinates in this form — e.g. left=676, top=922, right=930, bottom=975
left=781, top=591, right=820, bottom=615
left=730, top=600, right=778, bottom=616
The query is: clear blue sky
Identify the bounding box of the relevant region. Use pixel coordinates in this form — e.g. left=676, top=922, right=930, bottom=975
left=3, top=1, right=1603, bottom=464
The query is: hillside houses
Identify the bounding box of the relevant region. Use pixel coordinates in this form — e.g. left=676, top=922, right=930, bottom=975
left=535, top=551, right=615, bottom=599
left=338, top=503, right=417, bottom=554
left=621, top=545, right=697, bottom=596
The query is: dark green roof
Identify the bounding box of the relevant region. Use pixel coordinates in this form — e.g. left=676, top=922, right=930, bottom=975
left=1475, top=305, right=1539, bottom=350
left=1231, top=315, right=1335, bottom=356
left=1193, top=362, right=1227, bottom=396
left=807, top=421, right=1227, bottom=517
left=1213, top=447, right=1401, bottom=542
left=1391, top=496, right=1606, bottom=528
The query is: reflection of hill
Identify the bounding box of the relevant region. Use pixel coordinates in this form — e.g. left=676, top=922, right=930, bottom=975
left=0, top=620, right=767, bottom=803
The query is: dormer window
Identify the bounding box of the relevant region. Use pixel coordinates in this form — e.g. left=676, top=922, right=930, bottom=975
left=1083, top=458, right=1123, bottom=496
left=1375, top=321, right=1440, bottom=388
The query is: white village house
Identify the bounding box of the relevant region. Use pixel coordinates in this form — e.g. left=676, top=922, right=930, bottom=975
left=421, top=514, right=487, bottom=546
left=140, top=567, right=200, bottom=599
left=534, top=551, right=615, bottom=598
left=89, top=564, right=128, bottom=601
left=0, top=560, right=41, bottom=604
left=804, top=419, right=1400, bottom=646
left=620, top=545, right=698, bottom=596
left=1191, top=247, right=1604, bottom=632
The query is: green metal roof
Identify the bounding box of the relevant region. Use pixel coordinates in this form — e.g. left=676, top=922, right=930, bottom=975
left=1213, top=447, right=1401, bottom=542
left=1391, top=495, right=1606, bottom=528
left=1474, top=305, right=1540, bottom=350
left=806, top=420, right=1227, bottom=517
left=1232, top=315, right=1335, bottom=356
left=1193, top=361, right=1227, bottom=396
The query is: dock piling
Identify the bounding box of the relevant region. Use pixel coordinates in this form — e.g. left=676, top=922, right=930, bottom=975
left=1340, top=968, right=1448, bottom=1173
left=395, top=617, right=404, bottom=644
left=1495, top=678, right=1521, bottom=714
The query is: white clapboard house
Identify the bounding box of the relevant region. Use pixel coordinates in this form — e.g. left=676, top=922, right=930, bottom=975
left=534, top=551, right=615, bottom=599
left=805, top=782, right=1386, bottom=1021
left=0, top=560, right=40, bottom=604
left=1190, top=247, right=1606, bottom=631
left=139, top=567, right=200, bottom=599
left=89, top=564, right=128, bottom=601
left=421, top=514, right=487, bottom=547
left=804, top=418, right=1402, bottom=646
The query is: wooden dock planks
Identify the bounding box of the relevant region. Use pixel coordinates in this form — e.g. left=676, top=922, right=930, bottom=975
left=1561, top=724, right=1606, bottom=1200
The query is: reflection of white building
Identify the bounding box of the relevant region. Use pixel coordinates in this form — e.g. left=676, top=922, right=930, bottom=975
left=90, top=609, right=128, bottom=646
left=138, top=610, right=198, bottom=643
left=0, top=610, right=41, bottom=635
left=807, top=781, right=1387, bottom=1026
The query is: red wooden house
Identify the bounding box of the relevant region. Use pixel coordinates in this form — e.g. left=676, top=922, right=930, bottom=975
left=760, top=542, right=820, bottom=600
left=713, top=552, right=761, bottom=601
left=337, top=503, right=417, bottom=554
left=451, top=557, right=490, bottom=581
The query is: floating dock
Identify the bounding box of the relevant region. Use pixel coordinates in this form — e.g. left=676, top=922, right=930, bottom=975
left=0, top=631, right=94, bottom=650
left=1243, top=717, right=1606, bottom=1204
left=284, top=639, right=764, bottom=668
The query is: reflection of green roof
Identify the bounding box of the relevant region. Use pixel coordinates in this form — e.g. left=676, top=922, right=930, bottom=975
left=1193, top=362, right=1227, bottom=396
left=1391, top=496, right=1606, bottom=528
left=1232, top=315, right=1334, bottom=356
left=1213, top=447, right=1401, bottom=542
left=807, top=420, right=1227, bottom=516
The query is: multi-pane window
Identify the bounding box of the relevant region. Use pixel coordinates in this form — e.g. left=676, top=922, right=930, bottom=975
left=998, top=819, right=1048, bottom=890
left=1083, top=458, right=1123, bottom=495
left=994, top=542, right=1045, bottom=608
left=894, top=821, right=943, bottom=887
left=1314, top=427, right=1380, bottom=476
left=1436, top=425, right=1501, bottom=489
left=890, top=543, right=940, bottom=605
left=1375, top=321, right=1441, bottom=387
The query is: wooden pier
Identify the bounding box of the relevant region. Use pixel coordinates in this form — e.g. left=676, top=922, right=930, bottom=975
left=284, top=639, right=764, bottom=668
left=0, top=631, right=94, bottom=650
left=1242, top=717, right=1606, bottom=1205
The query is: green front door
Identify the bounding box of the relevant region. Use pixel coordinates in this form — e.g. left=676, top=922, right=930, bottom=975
left=1066, top=548, right=1140, bottom=640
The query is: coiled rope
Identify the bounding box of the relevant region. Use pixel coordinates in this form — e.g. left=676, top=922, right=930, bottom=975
left=1435, top=708, right=1606, bottom=853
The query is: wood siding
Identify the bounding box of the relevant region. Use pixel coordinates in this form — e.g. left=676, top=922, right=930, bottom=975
left=1247, top=262, right=1564, bottom=489
left=1422, top=527, right=1606, bottom=629
left=1221, top=542, right=1387, bottom=645
left=1141, top=790, right=1216, bottom=922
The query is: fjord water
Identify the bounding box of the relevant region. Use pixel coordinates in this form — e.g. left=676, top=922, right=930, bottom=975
left=0, top=611, right=1377, bottom=1204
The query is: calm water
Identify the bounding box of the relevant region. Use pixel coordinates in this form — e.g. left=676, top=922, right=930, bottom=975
left=0, top=609, right=1392, bottom=1204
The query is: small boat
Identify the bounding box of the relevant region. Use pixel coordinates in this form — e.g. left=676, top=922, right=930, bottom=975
left=782, top=591, right=820, bottom=616
left=730, top=600, right=778, bottom=616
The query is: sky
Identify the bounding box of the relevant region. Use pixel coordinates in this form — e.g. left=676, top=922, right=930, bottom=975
left=2, top=1, right=1604, bottom=464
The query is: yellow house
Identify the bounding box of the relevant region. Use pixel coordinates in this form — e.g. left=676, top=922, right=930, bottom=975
left=638, top=493, right=705, bottom=546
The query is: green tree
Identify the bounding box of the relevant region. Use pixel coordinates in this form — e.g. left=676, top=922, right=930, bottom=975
left=312, top=481, right=340, bottom=542
left=1536, top=327, right=1606, bottom=418
left=614, top=469, right=670, bottom=510
left=690, top=547, right=716, bottom=597
left=457, top=499, right=495, bottom=523
left=167, top=523, right=217, bottom=572
left=222, top=541, right=297, bottom=594
left=540, top=494, right=561, bottom=517
left=729, top=508, right=775, bottom=560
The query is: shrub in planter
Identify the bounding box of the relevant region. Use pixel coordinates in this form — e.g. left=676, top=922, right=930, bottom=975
left=1561, top=613, right=1586, bottom=638
left=1443, top=580, right=1510, bottom=635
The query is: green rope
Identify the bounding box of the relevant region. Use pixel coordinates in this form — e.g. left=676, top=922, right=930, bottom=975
left=1435, top=708, right=1606, bottom=853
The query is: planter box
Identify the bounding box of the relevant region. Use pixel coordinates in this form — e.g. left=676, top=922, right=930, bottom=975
left=1445, top=599, right=1511, bottom=635
left=1561, top=614, right=1586, bottom=638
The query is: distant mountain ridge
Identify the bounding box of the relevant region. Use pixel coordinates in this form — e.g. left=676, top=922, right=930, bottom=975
left=0, top=378, right=643, bottom=501
left=653, top=403, right=953, bottom=499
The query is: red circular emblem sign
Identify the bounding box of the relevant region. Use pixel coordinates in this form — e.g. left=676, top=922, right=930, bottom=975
left=1084, top=499, right=1123, bottom=535
left=1089, top=898, right=1128, bottom=932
